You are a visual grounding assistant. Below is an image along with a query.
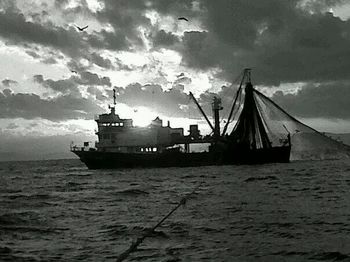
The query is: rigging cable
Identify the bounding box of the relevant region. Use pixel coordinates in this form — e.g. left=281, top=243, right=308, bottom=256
left=222, top=70, right=247, bottom=136
left=116, top=182, right=203, bottom=262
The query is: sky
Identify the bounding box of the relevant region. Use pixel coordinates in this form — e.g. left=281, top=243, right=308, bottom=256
left=1, top=0, right=350, bottom=160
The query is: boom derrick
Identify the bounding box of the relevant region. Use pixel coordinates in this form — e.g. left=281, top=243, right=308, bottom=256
left=189, top=92, right=215, bottom=133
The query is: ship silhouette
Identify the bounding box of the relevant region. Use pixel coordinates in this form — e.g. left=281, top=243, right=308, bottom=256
left=71, top=69, right=292, bottom=169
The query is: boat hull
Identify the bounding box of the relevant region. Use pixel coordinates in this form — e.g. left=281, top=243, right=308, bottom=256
left=72, top=146, right=291, bottom=169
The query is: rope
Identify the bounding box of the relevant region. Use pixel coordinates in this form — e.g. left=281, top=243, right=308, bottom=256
left=116, top=182, right=203, bottom=262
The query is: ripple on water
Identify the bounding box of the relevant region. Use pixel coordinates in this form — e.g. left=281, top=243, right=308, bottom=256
left=1, top=158, right=350, bottom=261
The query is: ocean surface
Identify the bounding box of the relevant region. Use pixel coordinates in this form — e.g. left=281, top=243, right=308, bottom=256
left=1, top=159, right=350, bottom=261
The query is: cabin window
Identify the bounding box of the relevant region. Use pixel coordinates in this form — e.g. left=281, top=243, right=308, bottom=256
left=120, top=123, right=124, bottom=126
left=153, top=147, right=157, bottom=152
left=141, top=148, right=144, bottom=152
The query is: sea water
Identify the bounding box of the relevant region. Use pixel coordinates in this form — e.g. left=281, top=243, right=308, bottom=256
left=1, top=159, right=350, bottom=261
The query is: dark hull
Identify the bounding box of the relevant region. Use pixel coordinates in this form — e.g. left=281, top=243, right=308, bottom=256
left=73, top=146, right=291, bottom=169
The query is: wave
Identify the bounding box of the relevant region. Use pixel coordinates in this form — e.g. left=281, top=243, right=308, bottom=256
left=310, top=251, right=350, bottom=260
left=113, top=188, right=149, bottom=196
left=244, top=175, right=278, bottom=182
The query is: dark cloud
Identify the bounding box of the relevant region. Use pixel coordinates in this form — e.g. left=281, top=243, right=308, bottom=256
left=34, top=71, right=111, bottom=95
left=2, top=0, right=350, bottom=123
left=78, top=71, right=111, bottom=86
left=87, top=30, right=129, bottom=51
left=2, top=0, right=349, bottom=87
left=2, top=79, right=17, bottom=87
left=96, top=0, right=149, bottom=44
left=151, top=30, right=180, bottom=48
left=271, top=82, right=350, bottom=119
left=0, top=10, right=85, bottom=57
left=34, top=74, right=78, bottom=94
left=25, top=50, right=40, bottom=58
left=0, top=6, right=130, bottom=63
left=89, top=52, right=114, bottom=69
left=0, top=88, right=104, bottom=121
left=176, top=0, right=350, bottom=85
left=180, top=31, right=227, bottom=69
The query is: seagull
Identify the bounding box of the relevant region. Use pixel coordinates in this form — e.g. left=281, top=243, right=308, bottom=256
left=178, top=17, right=189, bottom=22
left=75, top=25, right=88, bottom=32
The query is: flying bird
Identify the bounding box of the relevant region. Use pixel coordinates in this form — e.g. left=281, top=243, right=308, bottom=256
left=178, top=17, right=189, bottom=22
left=71, top=70, right=77, bottom=74
left=75, top=25, right=88, bottom=32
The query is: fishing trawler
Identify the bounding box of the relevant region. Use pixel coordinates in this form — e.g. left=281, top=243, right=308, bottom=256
left=71, top=69, right=291, bottom=169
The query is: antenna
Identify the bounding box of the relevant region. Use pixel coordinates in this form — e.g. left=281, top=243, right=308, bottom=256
left=245, top=68, right=252, bottom=83
left=113, top=89, right=116, bottom=106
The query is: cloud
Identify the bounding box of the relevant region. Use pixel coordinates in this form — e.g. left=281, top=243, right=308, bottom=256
left=0, top=88, right=104, bottom=121
left=114, top=82, right=190, bottom=117
left=0, top=5, right=130, bottom=63
left=271, top=81, right=350, bottom=119
left=6, top=122, right=18, bottom=129
left=78, top=71, right=111, bottom=86
left=151, top=29, right=180, bottom=48
left=89, top=52, right=114, bottom=69
left=2, top=0, right=350, bottom=124
left=3, top=0, right=350, bottom=87
left=34, top=71, right=111, bottom=96
left=42, top=57, right=57, bottom=64
left=175, top=0, right=350, bottom=85
left=112, top=78, right=239, bottom=120
left=25, top=50, right=40, bottom=58
left=34, top=74, right=78, bottom=94
left=2, top=78, right=17, bottom=87
left=173, top=72, right=192, bottom=86
left=0, top=10, right=85, bottom=57
left=87, top=86, right=108, bottom=101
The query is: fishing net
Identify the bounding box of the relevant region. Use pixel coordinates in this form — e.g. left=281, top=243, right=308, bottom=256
left=226, top=82, right=350, bottom=161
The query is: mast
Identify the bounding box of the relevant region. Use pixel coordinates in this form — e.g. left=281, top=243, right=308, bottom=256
left=113, top=88, right=116, bottom=107
left=212, top=96, right=223, bottom=139
left=231, top=69, right=271, bottom=149
left=110, top=88, right=116, bottom=115
left=189, top=92, right=215, bottom=133
left=221, top=69, right=249, bottom=136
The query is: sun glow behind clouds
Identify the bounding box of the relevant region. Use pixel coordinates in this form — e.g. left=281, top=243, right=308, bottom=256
left=114, top=104, right=156, bottom=127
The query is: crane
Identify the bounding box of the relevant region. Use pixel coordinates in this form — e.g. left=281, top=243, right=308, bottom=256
left=189, top=92, right=215, bottom=133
